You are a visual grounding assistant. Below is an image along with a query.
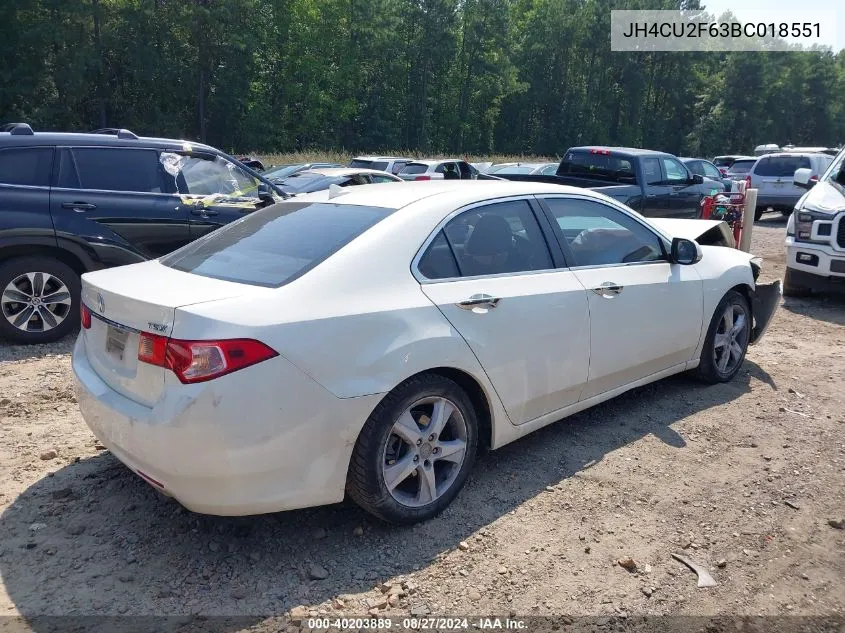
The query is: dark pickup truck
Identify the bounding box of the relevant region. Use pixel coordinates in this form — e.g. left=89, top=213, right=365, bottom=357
left=497, top=146, right=722, bottom=218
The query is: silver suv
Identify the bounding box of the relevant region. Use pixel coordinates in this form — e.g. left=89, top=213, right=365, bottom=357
left=748, top=152, right=833, bottom=220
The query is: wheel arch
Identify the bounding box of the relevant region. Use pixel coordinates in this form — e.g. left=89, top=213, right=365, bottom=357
left=364, top=366, right=495, bottom=452
left=0, top=244, right=89, bottom=277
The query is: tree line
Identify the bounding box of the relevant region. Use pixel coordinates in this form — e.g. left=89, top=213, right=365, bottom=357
left=2, top=0, right=844, bottom=158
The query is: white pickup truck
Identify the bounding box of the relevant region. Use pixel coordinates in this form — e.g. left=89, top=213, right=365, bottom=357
left=785, top=147, right=845, bottom=296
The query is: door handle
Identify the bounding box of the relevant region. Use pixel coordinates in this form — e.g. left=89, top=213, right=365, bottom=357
left=189, top=208, right=219, bottom=216
left=61, top=202, right=96, bottom=211
left=456, top=294, right=501, bottom=310
left=592, top=282, right=623, bottom=297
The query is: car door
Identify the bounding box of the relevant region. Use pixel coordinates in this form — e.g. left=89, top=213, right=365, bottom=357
left=698, top=159, right=731, bottom=191
left=661, top=156, right=701, bottom=218
left=49, top=146, right=190, bottom=264
left=174, top=153, right=265, bottom=240
left=0, top=146, right=55, bottom=244
left=639, top=156, right=671, bottom=216
left=416, top=198, right=590, bottom=425
left=539, top=195, right=703, bottom=400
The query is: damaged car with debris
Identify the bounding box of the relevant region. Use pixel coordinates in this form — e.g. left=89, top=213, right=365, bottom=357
left=0, top=125, right=286, bottom=344
left=72, top=181, right=781, bottom=525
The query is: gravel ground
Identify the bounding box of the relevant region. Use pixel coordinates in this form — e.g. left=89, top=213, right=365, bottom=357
left=0, top=215, right=843, bottom=631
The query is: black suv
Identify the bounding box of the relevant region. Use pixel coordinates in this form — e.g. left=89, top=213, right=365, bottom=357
left=0, top=124, right=284, bottom=344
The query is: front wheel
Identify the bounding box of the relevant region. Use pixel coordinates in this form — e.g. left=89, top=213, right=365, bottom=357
left=346, top=374, right=478, bottom=524
left=695, top=290, right=751, bottom=384
left=0, top=257, right=80, bottom=344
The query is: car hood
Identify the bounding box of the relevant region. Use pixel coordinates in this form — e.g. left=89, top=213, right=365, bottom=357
left=800, top=180, right=845, bottom=215
left=648, top=218, right=735, bottom=246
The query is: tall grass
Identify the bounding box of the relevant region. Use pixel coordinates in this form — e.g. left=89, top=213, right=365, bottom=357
left=254, top=150, right=558, bottom=169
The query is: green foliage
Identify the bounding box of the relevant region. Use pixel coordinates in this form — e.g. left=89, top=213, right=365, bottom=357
left=2, top=0, right=843, bottom=156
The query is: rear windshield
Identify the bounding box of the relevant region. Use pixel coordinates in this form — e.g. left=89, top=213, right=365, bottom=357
left=399, top=163, right=430, bottom=175
left=558, top=151, right=637, bottom=183
left=349, top=159, right=388, bottom=171
left=490, top=165, right=536, bottom=175
left=728, top=160, right=755, bottom=174
left=160, top=201, right=394, bottom=287
left=712, top=157, right=733, bottom=167
left=276, top=172, right=332, bottom=193
left=755, top=156, right=811, bottom=177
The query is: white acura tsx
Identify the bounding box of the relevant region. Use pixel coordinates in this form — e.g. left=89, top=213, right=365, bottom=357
left=72, top=181, right=780, bottom=524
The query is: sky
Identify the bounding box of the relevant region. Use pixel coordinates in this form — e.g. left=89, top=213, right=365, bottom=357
left=700, top=0, right=843, bottom=51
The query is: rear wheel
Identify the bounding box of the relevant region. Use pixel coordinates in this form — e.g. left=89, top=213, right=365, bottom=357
left=695, top=290, right=751, bottom=384
left=346, top=374, right=478, bottom=524
left=754, top=207, right=765, bottom=221
left=783, top=268, right=812, bottom=298
left=0, top=257, right=80, bottom=344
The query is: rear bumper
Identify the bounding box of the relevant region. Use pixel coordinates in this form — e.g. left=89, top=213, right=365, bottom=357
left=750, top=280, right=781, bottom=344
left=756, top=194, right=801, bottom=209
left=71, top=334, right=383, bottom=515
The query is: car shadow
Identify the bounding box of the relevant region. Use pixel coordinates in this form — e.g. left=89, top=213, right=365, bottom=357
left=781, top=294, right=845, bottom=326
left=0, top=332, right=76, bottom=363
left=754, top=212, right=788, bottom=226
left=0, top=361, right=769, bottom=628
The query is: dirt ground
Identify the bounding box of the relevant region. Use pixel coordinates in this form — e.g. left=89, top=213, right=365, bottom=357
left=0, top=214, right=843, bottom=630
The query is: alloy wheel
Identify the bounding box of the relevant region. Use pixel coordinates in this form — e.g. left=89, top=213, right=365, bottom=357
left=1, top=272, right=73, bottom=333
left=712, top=302, right=748, bottom=375
left=382, top=396, right=468, bottom=508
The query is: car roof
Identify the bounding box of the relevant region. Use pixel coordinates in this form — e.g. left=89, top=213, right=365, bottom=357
left=296, top=180, right=617, bottom=211
left=730, top=157, right=758, bottom=164
left=406, top=159, right=466, bottom=166
left=568, top=146, right=670, bottom=157
left=757, top=151, right=830, bottom=159
left=351, top=156, right=413, bottom=161
left=0, top=130, right=222, bottom=153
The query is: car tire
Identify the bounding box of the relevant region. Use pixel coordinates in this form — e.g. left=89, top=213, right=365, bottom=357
left=695, top=290, right=751, bottom=384
left=754, top=207, right=764, bottom=221
left=0, top=257, right=80, bottom=344
left=783, top=268, right=812, bottom=298
left=780, top=208, right=793, bottom=217
left=346, top=373, right=478, bottom=524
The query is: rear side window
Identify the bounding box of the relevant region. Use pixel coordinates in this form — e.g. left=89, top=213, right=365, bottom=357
left=641, top=157, right=662, bottom=185
left=559, top=151, right=637, bottom=184
left=418, top=232, right=460, bottom=279
left=400, top=163, right=429, bottom=175
left=68, top=148, right=163, bottom=192
left=161, top=202, right=394, bottom=287
left=0, top=147, right=53, bottom=186
left=755, top=156, right=811, bottom=177
left=369, top=161, right=389, bottom=171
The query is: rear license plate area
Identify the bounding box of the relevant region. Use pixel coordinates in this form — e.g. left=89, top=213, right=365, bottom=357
left=105, top=326, right=130, bottom=361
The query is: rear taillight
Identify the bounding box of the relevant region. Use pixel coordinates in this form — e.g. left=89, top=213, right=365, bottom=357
left=137, top=334, right=277, bottom=384
left=81, top=303, right=91, bottom=329
left=415, top=175, right=431, bottom=181
left=745, top=175, right=752, bottom=190
left=809, top=175, right=819, bottom=183
left=719, top=168, right=728, bottom=177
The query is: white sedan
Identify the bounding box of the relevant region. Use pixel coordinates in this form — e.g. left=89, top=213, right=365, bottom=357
left=72, top=182, right=781, bottom=524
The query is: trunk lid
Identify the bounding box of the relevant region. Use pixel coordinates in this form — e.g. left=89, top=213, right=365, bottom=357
left=80, top=261, right=256, bottom=407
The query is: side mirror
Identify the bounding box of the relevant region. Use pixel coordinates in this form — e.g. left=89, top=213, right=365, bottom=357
left=257, top=182, right=275, bottom=206
left=690, top=174, right=704, bottom=185
left=671, top=237, right=702, bottom=265
left=793, top=168, right=815, bottom=189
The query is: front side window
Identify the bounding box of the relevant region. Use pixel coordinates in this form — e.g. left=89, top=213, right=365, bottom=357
left=420, top=200, right=553, bottom=279
left=69, top=148, right=163, bottom=193
left=0, top=147, right=53, bottom=187
left=178, top=155, right=259, bottom=198
left=543, top=197, right=664, bottom=267
left=662, top=157, right=689, bottom=184
left=539, top=164, right=558, bottom=175
left=161, top=201, right=394, bottom=287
